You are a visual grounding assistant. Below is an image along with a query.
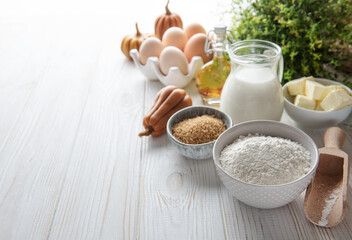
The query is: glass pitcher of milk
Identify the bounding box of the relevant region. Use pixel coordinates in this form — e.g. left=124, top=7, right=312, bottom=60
left=220, top=40, right=284, bottom=124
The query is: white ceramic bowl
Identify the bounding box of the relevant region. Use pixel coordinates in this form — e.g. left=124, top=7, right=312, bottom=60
left=167, top=106, right=233, bottom=159
left=130, top=49, right=204, bottom=88
left=213, top=120, right=319, bottom=209
left=283, top=78, right=352, bottom=129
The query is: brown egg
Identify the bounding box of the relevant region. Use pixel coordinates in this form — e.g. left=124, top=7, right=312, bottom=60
left=184, top=23, right=206, bottom=39
left=139, top=37, right=164, bottom=65
left=162, top=27, right=187, bottom=51
left=159, top=46, right=188, bottom=75
left=184, top=33, right=213, bottom=63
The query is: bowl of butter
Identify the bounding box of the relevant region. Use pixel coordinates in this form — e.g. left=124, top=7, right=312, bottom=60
left=283, top=77, right=352, bottom=128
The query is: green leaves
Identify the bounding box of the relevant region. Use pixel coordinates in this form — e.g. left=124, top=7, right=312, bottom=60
left=231, top=0, right=352, bottom=85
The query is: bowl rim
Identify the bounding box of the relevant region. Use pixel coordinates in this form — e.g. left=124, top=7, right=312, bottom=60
left=283, top=77, right=352, bottom=113
left=166, top=105, right=233, bottom=147
left=213, top=120, right=319, bottom=188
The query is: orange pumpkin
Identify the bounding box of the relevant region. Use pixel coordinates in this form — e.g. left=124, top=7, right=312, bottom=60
left=121, top=23, right=153, bottom=60
left=154, top=0, right=183, bottom=40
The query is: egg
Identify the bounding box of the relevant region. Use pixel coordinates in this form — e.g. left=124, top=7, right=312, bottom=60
left=139, top=37, right=164, bottom=65
left=162, top=27, right=187, bottom=51
left=184, top=33, right=213, bottom=63
left=184, top=23, right=206, bottom=39
left=159, top=46, right=189, bottom=75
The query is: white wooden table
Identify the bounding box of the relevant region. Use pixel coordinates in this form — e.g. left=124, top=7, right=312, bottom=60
left=0, top=1, right=352, bottom=239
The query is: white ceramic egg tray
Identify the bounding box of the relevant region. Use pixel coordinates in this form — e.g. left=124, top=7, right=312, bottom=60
left=129, top=49, right=204, bottom=88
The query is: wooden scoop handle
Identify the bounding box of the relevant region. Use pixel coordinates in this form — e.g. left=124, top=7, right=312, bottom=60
left=324, top=127, right=346, bottom=149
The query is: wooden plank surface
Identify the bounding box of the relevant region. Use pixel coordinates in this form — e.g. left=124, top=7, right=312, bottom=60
left=0, top=2, right=352, bottom=239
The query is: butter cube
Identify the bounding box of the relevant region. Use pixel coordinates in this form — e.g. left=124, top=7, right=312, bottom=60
left=315, top=100, right=324, bottom=111
left=327, top=85, right=351, bottom=94
left=321, top=89, right=352, bottom=111
left=328, top=85, right=343, bottom=91
left=287, top=78, right=306, bottom=96
left=304, top=76, right=315, bottom=81
left=294, top=95, right=316, bottom=110
left=305, top=80, right=330, bottom=100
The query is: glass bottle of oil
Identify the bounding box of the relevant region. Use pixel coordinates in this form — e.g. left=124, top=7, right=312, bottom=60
left=196, top=25, right=233, bottom=108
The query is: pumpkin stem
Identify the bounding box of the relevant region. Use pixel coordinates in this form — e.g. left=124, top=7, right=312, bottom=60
left=135, top=22, right=141, bottom=37
left=165, top=0, right=171, bottom=15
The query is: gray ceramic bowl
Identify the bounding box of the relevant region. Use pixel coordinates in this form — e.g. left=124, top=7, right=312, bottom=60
left=213, top=120, right=319, bottom=209
left=167, top=106, right=233, bottom=159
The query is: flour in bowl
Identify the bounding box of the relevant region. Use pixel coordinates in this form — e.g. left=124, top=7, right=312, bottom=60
left=219, top=134, right=311, bottom=185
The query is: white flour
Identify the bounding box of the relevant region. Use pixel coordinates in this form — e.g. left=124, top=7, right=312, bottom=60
left=318, top=188, right=341, bottom=226
left=219, top=134, right=311, bottom=185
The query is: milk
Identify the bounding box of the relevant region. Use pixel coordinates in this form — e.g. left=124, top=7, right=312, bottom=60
left=220, top=66, right=284, bottom=123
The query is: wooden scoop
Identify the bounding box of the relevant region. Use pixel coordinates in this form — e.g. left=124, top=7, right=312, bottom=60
left=304, top=127, right=349, bottom=227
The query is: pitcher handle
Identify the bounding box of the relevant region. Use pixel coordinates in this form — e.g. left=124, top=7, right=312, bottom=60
left=278, top=55, right=284, bottom=83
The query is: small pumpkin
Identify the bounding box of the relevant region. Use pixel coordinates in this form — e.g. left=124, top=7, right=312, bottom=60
left=121, top=23, right=153, bottom=60
left=154, top=0, right=183, bottom=40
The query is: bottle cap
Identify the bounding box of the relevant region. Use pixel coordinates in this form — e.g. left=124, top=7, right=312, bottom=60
left=214, top=24, right=227, bottom=34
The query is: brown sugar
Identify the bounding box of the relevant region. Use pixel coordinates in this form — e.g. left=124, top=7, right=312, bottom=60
left=172, top=114, right=226, bottom=144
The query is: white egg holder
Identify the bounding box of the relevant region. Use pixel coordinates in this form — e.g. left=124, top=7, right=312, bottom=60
left=129, top=49, right=204, bottom=88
